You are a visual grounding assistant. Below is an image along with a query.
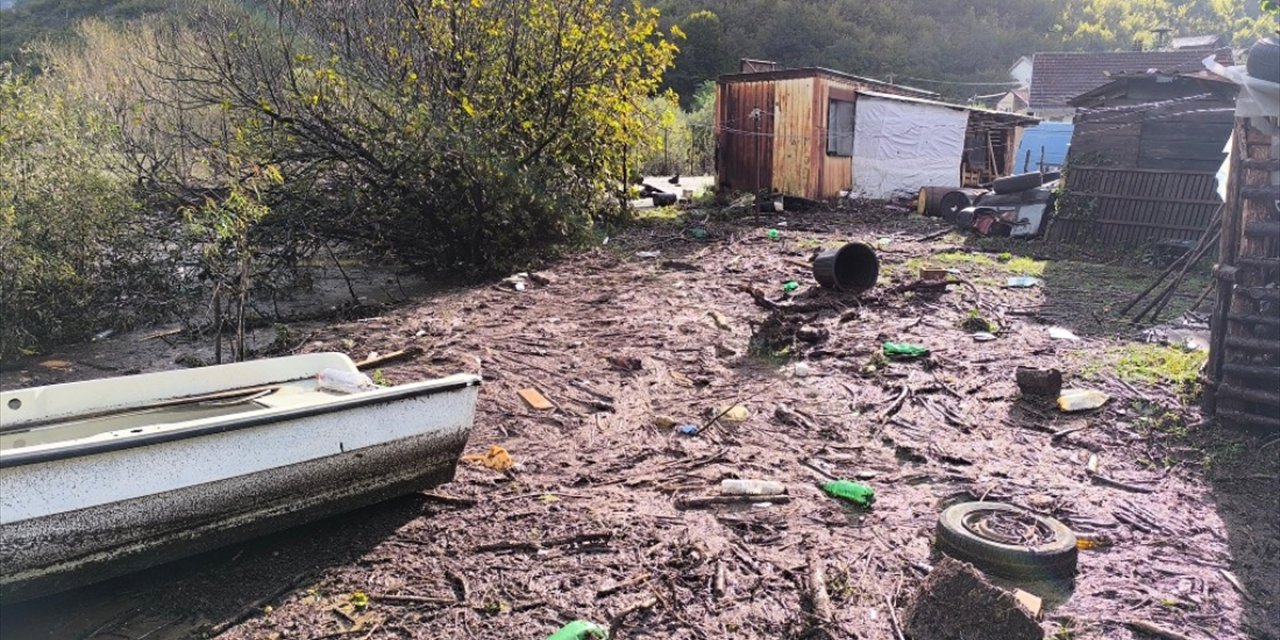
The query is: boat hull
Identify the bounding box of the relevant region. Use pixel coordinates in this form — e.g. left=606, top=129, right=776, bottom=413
left=0, top=380, right=478, bottom=603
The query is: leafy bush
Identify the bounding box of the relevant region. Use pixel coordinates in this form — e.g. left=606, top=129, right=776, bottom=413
left=60, top=0, right=679, bottom=276
left=0, top=65, right=178, bottom=358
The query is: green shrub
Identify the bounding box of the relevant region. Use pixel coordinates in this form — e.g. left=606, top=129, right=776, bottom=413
left=0, top=66, right=177, bottom=358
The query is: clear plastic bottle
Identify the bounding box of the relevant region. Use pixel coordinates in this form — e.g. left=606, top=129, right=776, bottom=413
left=720, top=479, right=786, bottom=496
left=316, top=368, right=376, bottom=394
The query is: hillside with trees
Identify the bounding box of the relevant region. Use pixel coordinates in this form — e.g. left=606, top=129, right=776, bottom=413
left=654, top=0, right=1275, bottom=103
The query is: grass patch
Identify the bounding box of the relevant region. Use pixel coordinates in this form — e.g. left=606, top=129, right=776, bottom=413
left=1078, top=343, right=1207, bottom=400
left=632, top=205, right=684, bottom=225
left=894, top=250, right=1046, bottom=282
left=1111, top=343, right=1207, bottom=387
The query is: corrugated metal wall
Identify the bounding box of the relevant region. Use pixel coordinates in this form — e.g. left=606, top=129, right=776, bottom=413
left=1048, top=166, right=1220, bottom=246
left=716, top=80, right=775, bottom=194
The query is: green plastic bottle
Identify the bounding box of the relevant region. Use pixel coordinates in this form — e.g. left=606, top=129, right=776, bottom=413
left=767, top=228, right=781, bottom=240
left=821, top=480, right=875, bottom=507
left=882, top=342, right=929, bottom=359
left=547, top=620, right=609, bottom=640
left=783, top=281, right=800, bottom=292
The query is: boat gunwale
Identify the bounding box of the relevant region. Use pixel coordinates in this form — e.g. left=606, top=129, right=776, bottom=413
left=0, top=377, right=480, bottom=469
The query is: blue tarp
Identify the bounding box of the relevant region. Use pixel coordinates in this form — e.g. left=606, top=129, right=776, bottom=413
left=1014, top=123, right=1072, bottom=173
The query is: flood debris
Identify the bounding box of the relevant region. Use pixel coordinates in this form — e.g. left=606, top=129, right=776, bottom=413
left=518, top=387, right=555, bottom=410
left=1058, top=388, right=1109, bottom=412
left=462, top=445, right=514, bottom=471
left=11, top=208, right=1272, bottom=640
left=1016, top=366, right=1063, bottom=396
left=901, top=557, right=1043, bottom=640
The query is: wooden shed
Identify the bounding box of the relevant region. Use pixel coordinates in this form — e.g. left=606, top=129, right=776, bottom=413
left=714, top=67, right=1035, bottom=200
left=1049, top=71, right=1238, bottom=246
left=1067, top=71, right=1237, bottom=173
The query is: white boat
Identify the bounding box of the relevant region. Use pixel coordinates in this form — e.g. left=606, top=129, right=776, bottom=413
left=0, top=353, right=480, bottom=603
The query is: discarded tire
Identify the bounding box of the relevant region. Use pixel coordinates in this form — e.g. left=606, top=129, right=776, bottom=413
left=991, top=171, right=1060, bottom=195
left=651, top=192, right=678, bottom=206
left=935, top=502, right=1077, bottom=579
left=1247, top=37, right=1280, bottom=85
left=812, top=242, right=879, bottom=292
left=918, top=187, right=985, bottom=218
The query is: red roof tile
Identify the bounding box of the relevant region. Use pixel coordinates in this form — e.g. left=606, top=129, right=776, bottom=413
left=1029, top=48, right=1234, bottom=108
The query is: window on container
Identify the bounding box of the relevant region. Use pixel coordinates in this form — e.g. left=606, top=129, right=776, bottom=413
left=827, top=99, right=855, bottom=157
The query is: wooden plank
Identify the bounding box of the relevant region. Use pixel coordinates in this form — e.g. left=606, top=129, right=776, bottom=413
left=1089, top=219, right=1210, bottom=233
left=1066, top=191, right=1221, bottom=207
left=1069, top=165, right=1216, bottom=177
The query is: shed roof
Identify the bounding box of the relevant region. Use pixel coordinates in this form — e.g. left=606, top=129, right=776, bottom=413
left=718, top=67, right=937, bottom=98
left=1029, top=48, right=1234, bottom=108
left=857, top=90, right=1040, bottom=126
left=1066, top=69, right=1238, bottom=107
left=1171, top=34, right=1224, bottom=50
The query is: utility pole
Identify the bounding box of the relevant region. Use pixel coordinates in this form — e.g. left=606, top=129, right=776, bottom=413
left=750, top=107, right=762, bottom=222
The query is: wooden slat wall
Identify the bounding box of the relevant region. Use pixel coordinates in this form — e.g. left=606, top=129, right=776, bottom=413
left=716, top=80, right=775, bottom=194
left=1048, top=166, right=1220, bottom=246
left=817, top=78, right=858, bottom=199
left=771, top=78, right=815, bottom=197
left=1206, top=120, right=1280, bottom=430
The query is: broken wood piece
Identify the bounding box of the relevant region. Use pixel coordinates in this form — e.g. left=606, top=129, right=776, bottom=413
left=473, top=531, right=613, bottom=553
left=420, top=493, right=478, bottom=508
left=355, top=346, right=424, bottom=370
left=610, top=596, right=658, bottom=626
left=1089, top=473, right=1156, bottom=494
left=374, top=593, right=455, bottom=606
left=1219, top=568, right=1252, bottom=602
left=806, top=551, right=834, bottom=625
left=914, top=228, right=952, bottom=243
left=1051, top=425, right=1088, bottom=441
left=709, top=310, right=732, bottom=330
left=885, top=593, right=907, bottom=640
left=139, top=327, right=184, bottom=341
left=674, top=495, right=791, bottom=510
left=889, top=279, right=951, bottom=295
left=596, top=573, right=650, bottom=598
left=660, top=259, right=700, bottom=272
left=1125, top=620, right=1195, bottom=640
left=775, top=404, right=817, bottom=430
left=517, top=388, right=555, bottom=411
left=1012, top=588, right=1042, bottom=618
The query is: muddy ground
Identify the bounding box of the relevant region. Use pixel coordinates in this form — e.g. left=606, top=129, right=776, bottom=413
left=2, top=207, right=1278, bottom=640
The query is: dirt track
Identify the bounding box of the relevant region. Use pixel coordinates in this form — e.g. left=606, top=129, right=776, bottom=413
left=3, top=208, right=1277, bottom=640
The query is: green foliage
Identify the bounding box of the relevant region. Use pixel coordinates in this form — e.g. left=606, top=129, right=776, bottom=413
left=93, top=0, right=678, bottom=275
left=0, top=65, right=177, bottom=358
left=663, top=10, right=733, bottom=108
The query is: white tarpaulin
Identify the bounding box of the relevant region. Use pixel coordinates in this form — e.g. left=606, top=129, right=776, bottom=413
left=850, top=93, right=969, bottom=200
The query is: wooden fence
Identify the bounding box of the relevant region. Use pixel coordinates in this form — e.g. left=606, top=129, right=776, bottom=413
left=1047, top=166, right=1220, bottom=246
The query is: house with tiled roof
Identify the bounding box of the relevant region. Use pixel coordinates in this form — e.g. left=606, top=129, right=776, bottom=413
left=1027, top=48, right=1234, bottom=120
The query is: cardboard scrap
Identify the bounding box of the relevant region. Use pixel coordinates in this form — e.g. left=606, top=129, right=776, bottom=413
left=463, top=445, right=514, bottom=471
left=518, top=388, right=554, bottom=410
